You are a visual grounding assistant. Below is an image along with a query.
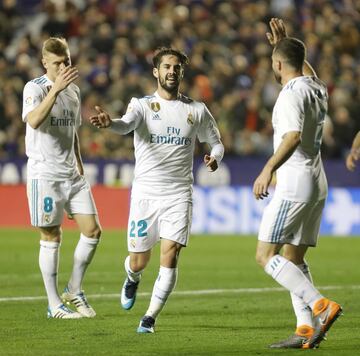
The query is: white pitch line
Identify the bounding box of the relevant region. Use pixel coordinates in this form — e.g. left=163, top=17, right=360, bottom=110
left=0, top=285, right=359, bottom=303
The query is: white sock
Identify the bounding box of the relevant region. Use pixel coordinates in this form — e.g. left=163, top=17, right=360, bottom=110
left=67, top=234, right=99, bottom=294
left=124, top=255, right=143, bottom=282
left=291, top=263, right=314, bottom=327
left=145, top=266, right=178, bottom=319
left=265, top=255, right=323, bottom=309
left=39, top=240, right=61, bottom=309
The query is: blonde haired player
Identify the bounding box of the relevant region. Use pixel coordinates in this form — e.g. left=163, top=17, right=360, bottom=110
left=253, top=19, right=342, bottom=349
left=90, top=47, right=224, bottom=333
left=22, top=37, right=101, bottom=318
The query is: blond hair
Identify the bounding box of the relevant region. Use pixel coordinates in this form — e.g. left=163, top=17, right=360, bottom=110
left=42, top=37, right=69, bottom=57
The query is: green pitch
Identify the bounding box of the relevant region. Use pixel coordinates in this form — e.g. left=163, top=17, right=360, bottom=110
left=0, top=229, right=359, bottom=355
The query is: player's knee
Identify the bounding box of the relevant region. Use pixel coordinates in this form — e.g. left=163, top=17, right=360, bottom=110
left=130, top=257, right=148, bottom=271
left=40, top=226, right=62, bottom=242
left=83, top=224, right=102, bottom=239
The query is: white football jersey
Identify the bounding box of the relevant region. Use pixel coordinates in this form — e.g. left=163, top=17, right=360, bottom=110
left=117, top=92, right=222, bottom=200
left=272, top=76, right=328, bottom=202
left=22, top=75, right=81, bottom=180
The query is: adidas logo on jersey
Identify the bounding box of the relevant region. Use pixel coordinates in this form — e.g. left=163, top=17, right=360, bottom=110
left=152, top=114, right=161, bottom=120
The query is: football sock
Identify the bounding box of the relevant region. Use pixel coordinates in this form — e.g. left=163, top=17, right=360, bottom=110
left=39, top=240, right=61, bottom=309
left=265, top=255, right=323, bottom=310
left=124, top=255, right=143, bottom=282
left=67, top=234, right=99, bottom=294
left=145, top=266, right=178, bottom=319
left=291, top=262, right=314, bottom=327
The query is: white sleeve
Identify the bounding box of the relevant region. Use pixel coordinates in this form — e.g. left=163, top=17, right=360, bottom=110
left=22, top=82, right=44, bottom=122
left=277, top=90, right=304, bottom=136
left=197, top=104, right=224, bottom=164
left=210, top=142, right=224, bottom=164
left=110, top=97, right=143, bottom=135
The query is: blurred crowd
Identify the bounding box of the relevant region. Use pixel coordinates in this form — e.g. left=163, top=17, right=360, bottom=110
left=0, top=0, right=359, bottom=161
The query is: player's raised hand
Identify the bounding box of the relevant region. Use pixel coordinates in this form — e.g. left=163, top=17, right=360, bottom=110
left=89, top=106, right=111, bottom=128
left=204, top=154, right=218, bottom=172
left=266, top=18, right=288, bottom=47
left=53, top=66, right=79, bottom=93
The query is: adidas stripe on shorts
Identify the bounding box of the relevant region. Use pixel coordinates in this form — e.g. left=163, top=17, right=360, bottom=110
left=258, top=196, right=325, bottom=246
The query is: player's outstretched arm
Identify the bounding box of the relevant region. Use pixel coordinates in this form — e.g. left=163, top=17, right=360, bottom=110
left=89, top=104, right=139, bottom=135
left=26, top=66, right=79, bottom=129
left=266, top=18, right=317, bottom=77
left=346, top=131, right=360, bottom=171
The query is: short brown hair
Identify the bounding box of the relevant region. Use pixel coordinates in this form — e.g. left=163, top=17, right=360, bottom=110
left=274, top=37, right=306, bottom=72
left=152, top=47, right=189, bottom=68
left=42, top=37, right=69, bottom=57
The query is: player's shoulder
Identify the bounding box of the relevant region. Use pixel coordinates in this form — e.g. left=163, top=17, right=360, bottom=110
left=133, top=94, right=159, bottom=109
left=283, top=76, right=326, bottom=94
left=29, top=75, right=50, bottom=87
left=178, top=93, right=205, bottom=111
left=25, top=75, right=50, bottom=92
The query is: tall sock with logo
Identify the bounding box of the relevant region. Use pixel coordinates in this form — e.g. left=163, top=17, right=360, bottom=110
left=67, top=234, right=99, bottom=294
left=145, top=266, right=177, bottom=319
left=124, top=255, right=143, bottom=282
left=39, top=240, right=62, bottom=309
left=290, top=262, right=314, bottom=327
left=265, top=255, right=323, bottom=310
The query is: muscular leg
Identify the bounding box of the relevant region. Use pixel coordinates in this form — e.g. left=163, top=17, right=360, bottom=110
left=38, top=225, right=62, bottom=309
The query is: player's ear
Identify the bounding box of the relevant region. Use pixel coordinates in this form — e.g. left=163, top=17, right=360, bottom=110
left=42, top=57, right=47, bottom=69
left=153, top=67, right=159, bottom=79
left=276, top=60, right=281, bottom=71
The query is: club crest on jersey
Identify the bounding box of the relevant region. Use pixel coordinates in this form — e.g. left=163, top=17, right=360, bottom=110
left=44, top=214, right=51, bottom=223
left=187, top=113, right=194, bottom=125
left=25, top=97, right=33, bottom=105
left=151, top=102, right=160, bottom=112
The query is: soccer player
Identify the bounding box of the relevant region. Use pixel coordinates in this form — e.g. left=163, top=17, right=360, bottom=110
left=89, top=47, right=224, bottom=333
left=22, top=37, right=101, bottom=319
left=253, top=19, right=342, bottom=349
left=346, top=131, right=360, bottom=171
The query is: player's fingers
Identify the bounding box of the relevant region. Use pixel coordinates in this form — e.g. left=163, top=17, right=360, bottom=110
left=266, top=32, right=274, bottom=43
left=205, top=157, right=214, bottom=167
left=278, top=19, right=287, bottom=35
left=89, top=115, right=99, bottom=124
left=67, top=72, right=79, bottom=83
left=204, top=154, right=210, bottom=164
left=95, top=105, right=104, bottom=114
left=272, top=19, right=281, bottom=37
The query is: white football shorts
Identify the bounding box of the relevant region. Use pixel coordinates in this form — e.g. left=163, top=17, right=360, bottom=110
left=258, top=197, right=326, bottom=247
left=127, top=197, right=193, bottom=252
left=27, top=175, right=97, bottom=227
